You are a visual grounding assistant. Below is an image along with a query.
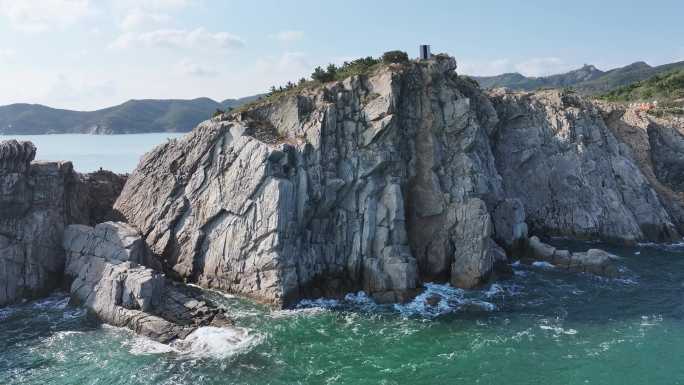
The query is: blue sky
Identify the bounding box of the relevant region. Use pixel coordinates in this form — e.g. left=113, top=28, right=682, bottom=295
left=0, top=0, right=682, bottom=110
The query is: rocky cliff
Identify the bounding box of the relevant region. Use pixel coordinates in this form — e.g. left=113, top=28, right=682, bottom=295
left=600, top=104, right=684, bottom=234
left=490, top=89, right=679, bottom=244
left=114, top=54, right=679, bottom=307
left=0, top=140, right=126, bottom=306
left=4, top=54, right=680, bottom=313
left=115, top=56, right=514, bottom=306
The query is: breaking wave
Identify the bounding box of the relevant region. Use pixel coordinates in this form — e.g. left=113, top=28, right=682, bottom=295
left=116, top=324, right=264, bottom=360
left=394, top=283, right=498, bottom=318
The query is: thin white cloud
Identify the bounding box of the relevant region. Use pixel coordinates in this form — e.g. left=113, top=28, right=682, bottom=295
left=111, top=27, right=246, bottom=50
left=0, top=49, right=15, bottom=60
left=256, top=52, right=309, bottom=73
left=134, top=0, right=190, bottom=10
left=515, top=57, right=575, bottom=77
left=458, top=58, right=512, bottom=76
left=460, top=57, right=577, bottom=77
left=178, top=59, right=219, bottom=78
left=120, top=9, right=171, bottom=30
left=269, top=30, right=304, bottom=43
left=44, top=74, right=117, bottom=108
left=0, top=0, right=95, bottom=32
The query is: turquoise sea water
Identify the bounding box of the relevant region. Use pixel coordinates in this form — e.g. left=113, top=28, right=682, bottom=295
left=2, top=241, right=684, bottom=385
left=0, top=134, right=186, bottom=173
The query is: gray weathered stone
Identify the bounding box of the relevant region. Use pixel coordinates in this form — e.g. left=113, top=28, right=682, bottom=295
left=0, top=140, right=129, bottom=306
left=490, top=89, right=679, bottom=244
left=0, top=141, right=83, bottom=305
left=525, top=236, right=619, bottom=277
left=601, top=105, right=684, bottom=236
left=114, top=55, right=507, bottom=306
left=113, top=57, right=684, bottom=307
left=64, top=222, right=230, bottom=343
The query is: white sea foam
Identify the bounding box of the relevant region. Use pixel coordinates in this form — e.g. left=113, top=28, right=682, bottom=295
left=128, top=337, right=178, bottom=355
left=113, top=322, right=263, bottom=359
left=44, top=331, right=85, bottom=347
left=295, top=291, right=379, bottom=312
left=343, top=291, right=378, bottom=311
left=394, top=283, right=463, bottom=318
left=270, top=307, right=329, bottom=319
left=31, top=295, right=70, bottom=310
left=394, top=283, right=497, bottom=318
left=171, top=326, right=263, bottom=360
left=532, top=261, right=555, bottom=269
left=539, top=325, right=578, bottom=335
left=0, top=306, right=15, bottom=321
left=296, top=298, right=340, bottom=309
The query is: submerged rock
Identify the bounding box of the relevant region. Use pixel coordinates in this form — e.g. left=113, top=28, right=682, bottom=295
left=64, top=222, right=230, bottom=343
left=525, top=236, right=619, bottom=277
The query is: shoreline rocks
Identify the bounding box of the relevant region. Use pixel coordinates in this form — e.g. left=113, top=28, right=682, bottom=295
left=0, top=139, right=128, bottom=306
left=64, top=222, right=230, bottom=343
left=525, top=236, right=620, bottom=277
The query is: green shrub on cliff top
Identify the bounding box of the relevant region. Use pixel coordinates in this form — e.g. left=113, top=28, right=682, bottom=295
left=600, top=69, right=684, bottom=103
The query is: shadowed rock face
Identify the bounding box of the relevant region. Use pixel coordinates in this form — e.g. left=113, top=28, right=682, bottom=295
left=0, top=140, right=127, bottom=306
left=114, top=56, right=683, bottom=307
left=490, top=90, right=679, bottom=244
left=600, top=106, right=684, bottom=235
left=0, top=140, right=84, bottom=305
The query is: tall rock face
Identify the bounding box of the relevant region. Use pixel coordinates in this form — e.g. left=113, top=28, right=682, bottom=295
left=600, top=106, right=684, bottom=234
left=490, top=89, right=679, bottom=244
left=114, top=56, right=684, bottom=307
left=0, top=141, right=83, bottom=305
left=0, top=140, right=127, bottom=306
left=115, top=56, right=512, bottom=306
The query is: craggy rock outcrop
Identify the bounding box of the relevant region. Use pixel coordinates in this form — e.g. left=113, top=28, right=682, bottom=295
left=490, top=89, right=679, bottom=244
left=524, top=236, right=619, bottom=277
left=114, top=56, right=684, bottom=307
left=0, top=141, right=85, bottom=305
left=64, top=222, right=230, bottom=343
left=600, top=105, right=684, bottom=234
left=115, top=55, right=514, bottom=306
left=80, top=170, right=127, bottom=225
left=0, top=140, right=127, bottom=306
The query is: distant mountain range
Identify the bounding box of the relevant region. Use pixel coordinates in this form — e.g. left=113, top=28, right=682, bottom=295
left=471, top=60, right=684, bottom=95
left=5, top=59, right=684, bottom=135
left=0, top=95, right=261, bottom=135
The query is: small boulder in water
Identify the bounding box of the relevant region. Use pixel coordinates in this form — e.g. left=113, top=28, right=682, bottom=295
left=524, top=236, right=620, bottom=277
left=425, top=294, right=441, bottom=307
